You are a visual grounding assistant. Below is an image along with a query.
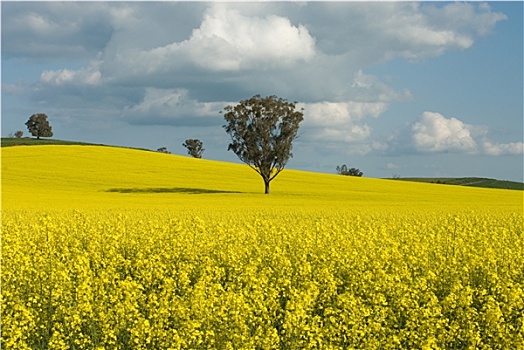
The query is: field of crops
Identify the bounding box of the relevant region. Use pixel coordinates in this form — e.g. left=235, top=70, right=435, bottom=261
left=2, top=146, right=523, bottom=349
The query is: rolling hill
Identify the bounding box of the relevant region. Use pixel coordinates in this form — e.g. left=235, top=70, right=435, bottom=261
left=2, top=138, right=522, bottom=191
left=2, top=144, right=522, bottom=211
left=396, top=177, right=523, bottom=191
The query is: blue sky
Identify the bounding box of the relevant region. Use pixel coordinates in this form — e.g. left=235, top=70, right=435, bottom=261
left=2, top=1, right=523, bottom=181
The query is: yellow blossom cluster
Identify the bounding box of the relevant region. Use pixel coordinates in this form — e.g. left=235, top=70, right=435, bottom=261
left=2, top=145, right=523, bottom=348
left=2, top=209, right=523, bottom=349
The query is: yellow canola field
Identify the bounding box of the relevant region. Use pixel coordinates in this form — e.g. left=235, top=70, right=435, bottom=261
left=2, top=145, right=523, bottom=349
left=2, top=145, right=522, bottom=212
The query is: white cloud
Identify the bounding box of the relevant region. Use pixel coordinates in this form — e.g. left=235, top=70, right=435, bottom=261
left=105, top=5, right=317, bottom=76
left=347, top=141, right=388, bottom=156
left=123, top=88, right=226, bottom=126
left=411, top=112, right=523, bottom=157
left=299, top=98, right=390, bottom=155
left=483, top=141, right=524, bottom=156
left=375, top=2, right=504, bottom=61
left=183, top=6, right=317, bottom=71
left=3, top=2, right=513, bottom=158
left=424, top=2, right=507, bottom=36
left=23, top=12, right=59, bottom=34
left=315, top=125, right=372, bottom=143
left=412, top=112, right=479, bottom=153
left=12, top=2, right=504, bottom=105
left=351, top=70, right=413, bottom=103
left=307, top=2, right=504, bottom=63
left=303, top=101, right=387, bottom=127
left=40, top=64, right=102, bottom=86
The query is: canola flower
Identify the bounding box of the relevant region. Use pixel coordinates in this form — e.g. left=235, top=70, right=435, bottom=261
left=2, top=146, right=523, bottom=349
left=2, top=210, right=523, bottom=349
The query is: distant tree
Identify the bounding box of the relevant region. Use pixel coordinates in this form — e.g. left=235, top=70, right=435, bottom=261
left=183, top=139, right=204, bottom=158
left=157, top=147, right=171, bottom=154
left=336, top=164, right=363, bottom=177
left=222, top=94, right=304, bottom=194
left=14, top=131, right=24, bottom=138
left=25, top=113, right=53, bottom=139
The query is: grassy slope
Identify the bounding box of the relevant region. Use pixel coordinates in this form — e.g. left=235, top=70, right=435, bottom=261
left=0, top=137, right=152, bottom=152
left=1, top=137, right=98, bottom=147
left=2, top=145, right=522, bottom=212
left=397, top=177, right=523, bottom=191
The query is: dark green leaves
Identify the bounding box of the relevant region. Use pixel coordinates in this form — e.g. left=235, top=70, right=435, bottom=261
left=223, top=95, right=304, bottom=193
left=25, top=113, right=53, bottom=139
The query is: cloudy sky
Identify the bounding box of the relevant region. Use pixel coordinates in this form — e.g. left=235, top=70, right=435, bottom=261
left=2, top=1, right=523, bottom=181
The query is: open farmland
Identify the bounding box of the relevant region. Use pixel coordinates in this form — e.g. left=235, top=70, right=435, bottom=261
left=2, top=145, right=523, bottom=349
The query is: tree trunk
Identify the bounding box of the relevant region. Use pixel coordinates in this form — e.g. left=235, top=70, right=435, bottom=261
left=264, top=179, right=270, bottom=194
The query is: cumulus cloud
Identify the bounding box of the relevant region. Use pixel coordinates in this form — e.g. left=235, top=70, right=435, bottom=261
left=314, top=125, right=372, bottom=143
left=375, top=2, right=505, bottom=61
left=411, top=112, right=523, bottom=156
left=295, top=70, right=407, bottom=145
left=423, top=2, right=508, bottom=36
left=40, top=62, right=102, bottom=86
left=10, top=1, right=505, bottom=116
left=15, top=2, right=505, bottom=91
left=297, top=97, right=391, bottom=156
left=483, top=141, right=524, bottom=156
left=123, top=88, right=226, bottom=126
left=303, top=101, right=387, bottom=127
left=298, top=2, right=505, bottom=64
left=2, top=1, right=512, bottom=158
left=375, top=4, right=474, bottom=61
left=412, top=112, right=479, bottom=153
left=100, top=5, right=317, bottom=78
left=183, top=6, right=316, bottom=71
left=5, top=2, right=505, bottom=65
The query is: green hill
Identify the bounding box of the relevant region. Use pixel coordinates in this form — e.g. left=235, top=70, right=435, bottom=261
left=396, top=177, right=523, bottom=191
left=0, top=137, right=153, bottom=152
left=1, top=137, right=96, bottom=147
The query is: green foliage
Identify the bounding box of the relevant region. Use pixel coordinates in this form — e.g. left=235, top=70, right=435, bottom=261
left=156, top=147, right=171, bottom=154
left=336, top=164, right=363, bottom=177
left=25, top=113, right=53, bottom=139
left=223, top=95, right=304, bottom=194
left=182, top=139, right=205, bottom=158
left=398, top=178, right=524, bottom=191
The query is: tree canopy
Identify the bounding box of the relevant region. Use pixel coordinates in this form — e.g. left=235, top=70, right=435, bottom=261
left=182, top=139, right=205, bottom=158
left=336, top=164, right=363, bottom=177
left=25, top=113, right=53, bottom=139
left=223, top=95, right=304, bottom=194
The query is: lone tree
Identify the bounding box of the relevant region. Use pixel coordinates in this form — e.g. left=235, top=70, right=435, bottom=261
left=223, top=94, right=304, bottom=194
left=336, top=164, right=363, bottom=177
left=25, top=113, right=53, bottom=139
left=183, top=139, right=205, bottom=158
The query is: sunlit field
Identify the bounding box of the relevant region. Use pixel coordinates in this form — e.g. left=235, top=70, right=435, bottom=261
left=2, top=145, right=523, bottom=349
